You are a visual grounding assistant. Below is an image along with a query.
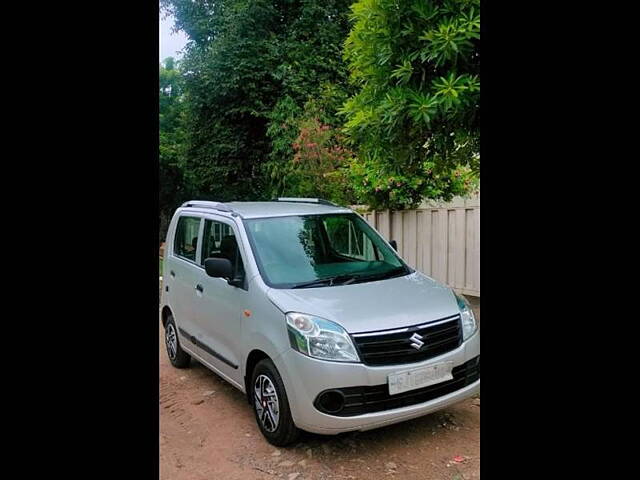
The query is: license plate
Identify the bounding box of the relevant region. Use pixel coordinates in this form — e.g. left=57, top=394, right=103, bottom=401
left=388, top=362, right=454, bottom=396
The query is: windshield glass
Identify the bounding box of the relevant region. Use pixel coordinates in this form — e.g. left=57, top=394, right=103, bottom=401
left=244, top=213, right=410, bottom=288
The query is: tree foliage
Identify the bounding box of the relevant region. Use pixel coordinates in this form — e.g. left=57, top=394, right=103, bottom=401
left=159, top=0, right=481, bottom=213
left=274, top=85, right=357, bottom=204
left=161, top=0, right=353, bottom=203
left=161, top=0, right=280, bottom=201
left=159, top=57, right=192, bottom=236
left=341, top=0, right=480, bottom=209
left=265, top=82, right=357, bottom=204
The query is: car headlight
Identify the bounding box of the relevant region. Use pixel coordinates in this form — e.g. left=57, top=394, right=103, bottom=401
left=455, top=292, right=478, bottom=341
left=286, top=312, right=360, bottom=362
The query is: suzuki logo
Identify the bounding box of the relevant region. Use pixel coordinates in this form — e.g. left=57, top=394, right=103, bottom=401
left=409, top=332, right=424, bottom=350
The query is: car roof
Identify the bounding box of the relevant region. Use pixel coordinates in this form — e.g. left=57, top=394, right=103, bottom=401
left=180, top=200, right=353, bottom=219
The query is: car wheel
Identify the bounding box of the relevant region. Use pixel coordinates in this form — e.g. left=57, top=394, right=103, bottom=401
left=164, top=314, right=190, bottom=368
left=251, top=358, right=300, bottom=446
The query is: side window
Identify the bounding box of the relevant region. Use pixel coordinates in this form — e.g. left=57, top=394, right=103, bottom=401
left=201, top=220, right=245, bottom=279
left=323, top=216, right=379, bottom=261
left=174, top=216, right=202, bottom=262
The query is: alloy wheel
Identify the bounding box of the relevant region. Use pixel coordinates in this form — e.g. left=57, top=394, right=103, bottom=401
left=254, top=374, right=280, bottom=432
left=165, top=323, right=177, bottom=360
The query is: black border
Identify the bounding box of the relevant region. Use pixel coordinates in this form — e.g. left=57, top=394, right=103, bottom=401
left=17, top=1, right=161, bottom=476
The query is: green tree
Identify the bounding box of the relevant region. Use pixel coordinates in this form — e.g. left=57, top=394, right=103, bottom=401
left=266, top=83, right=357, bottom=204
left=159, top=57, right=191, bottom=238
left=164, top=0, right=281, bottom=201
left=341, top=0, right=480, bottom=210
left=161, top=0, right=353, bottom=202
left=262, top=1, right=353, bottom=199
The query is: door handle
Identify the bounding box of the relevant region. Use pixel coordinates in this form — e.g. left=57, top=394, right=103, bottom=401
left=195, top=284, right=203, bottom=293
left=170, top=270, right=175, bottom=278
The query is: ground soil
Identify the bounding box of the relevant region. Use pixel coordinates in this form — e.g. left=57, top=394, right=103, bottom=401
left=160, top=298, right=480, bottom=480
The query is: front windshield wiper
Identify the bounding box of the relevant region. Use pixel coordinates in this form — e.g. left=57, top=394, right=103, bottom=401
left=350, top=266, right=409, bottom=284
left=290, top=274, right=359, bottom=289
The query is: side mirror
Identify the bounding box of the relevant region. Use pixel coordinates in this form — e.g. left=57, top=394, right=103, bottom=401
left=204, top=258, right=244, bottom=288
left=389, top=240, right=398, bottom=251
left=204, top=258, right=233, bottom=279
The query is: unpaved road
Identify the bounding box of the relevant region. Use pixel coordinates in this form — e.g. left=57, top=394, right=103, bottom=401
left=160, top=298, right=480, bottom=480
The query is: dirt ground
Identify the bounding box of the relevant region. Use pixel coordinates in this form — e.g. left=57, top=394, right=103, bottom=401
left=160, top=297, right=480, bottom=480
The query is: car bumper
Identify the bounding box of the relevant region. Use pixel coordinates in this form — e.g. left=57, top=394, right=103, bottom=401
left=273, top=330, right=480, bottom=434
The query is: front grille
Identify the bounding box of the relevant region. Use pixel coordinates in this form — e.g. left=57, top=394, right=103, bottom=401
left=315, top=356, right=480, bottom=417
left=352, top=314, right=462, bottom=366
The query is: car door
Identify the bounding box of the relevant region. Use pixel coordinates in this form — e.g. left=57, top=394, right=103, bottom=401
left=167, top=214, right=204, bottom=355
left=195, top=215, right=248, bottom=386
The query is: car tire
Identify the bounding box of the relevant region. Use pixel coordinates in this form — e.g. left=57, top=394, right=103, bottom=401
left=164, top=314, right=191, bottom=368
left=251, top=358, right=300, bottom=446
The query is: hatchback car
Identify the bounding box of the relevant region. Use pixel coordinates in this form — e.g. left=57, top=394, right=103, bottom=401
left=160, top=198, right=479, bottom=445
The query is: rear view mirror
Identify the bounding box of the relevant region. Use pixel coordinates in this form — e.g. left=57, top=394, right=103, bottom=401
left=204, top=258, right=233, bottom=279
left=389, top=240, right=398, bottom=251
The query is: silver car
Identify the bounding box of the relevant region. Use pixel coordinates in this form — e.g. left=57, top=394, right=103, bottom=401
left=160, top=198, right=480, bottom=446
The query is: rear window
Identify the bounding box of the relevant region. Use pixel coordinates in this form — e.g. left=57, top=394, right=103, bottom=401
left=173, top=216, right=201, bottom=262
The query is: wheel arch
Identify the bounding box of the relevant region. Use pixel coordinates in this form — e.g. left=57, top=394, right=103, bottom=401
left=161, top=305, right=173, bottom=328
left=244, top=349, right=271, bottom=403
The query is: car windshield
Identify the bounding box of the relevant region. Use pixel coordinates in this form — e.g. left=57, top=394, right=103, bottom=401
left=243, top=213, right=411, bottom=288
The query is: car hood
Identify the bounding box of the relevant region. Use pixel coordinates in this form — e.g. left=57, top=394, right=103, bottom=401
left=266, top=271, right=459, bottom=333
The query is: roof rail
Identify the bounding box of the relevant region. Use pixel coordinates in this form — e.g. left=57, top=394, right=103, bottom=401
left=274, top=197, right=338, bottom=206
left=181, top=200, right=234, bottom=213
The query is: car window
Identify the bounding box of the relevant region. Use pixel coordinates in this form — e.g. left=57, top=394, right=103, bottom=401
left=174, top=216, right=201, bottom=262
left=201, top=219, right=245, bottom=279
